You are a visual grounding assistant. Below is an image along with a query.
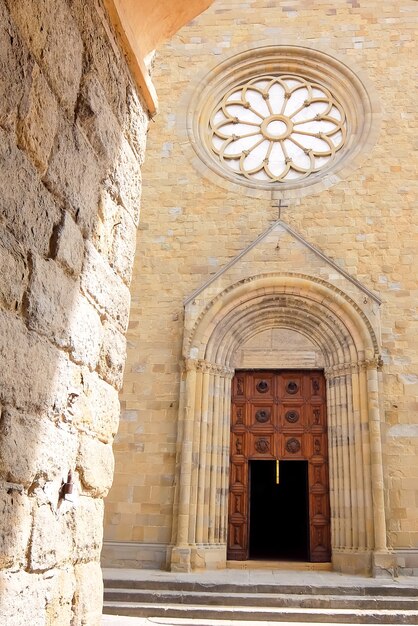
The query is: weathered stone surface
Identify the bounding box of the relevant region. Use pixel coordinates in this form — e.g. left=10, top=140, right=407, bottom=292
left=78, top=435, right=114, bottom=497
left=25, top=253, right=78, bottom=344
left=71, top=371, right=120, bottom=443
left=0, top=128, right=60, bottom=256
left=17, top=63, right=58, bottom=175
left=0, top=569, right=55, bottom=625
left=69, top=296, right=104, bottom=369
left=72, top=561, right=103, bottom=626
left=44, top=566, right=76, bottom=626
left=70, top=0, right=128, bottom=123
left=98, top=321, right=127, bottom=390
left=110, top=207, right=137, bottom=286
left=0, top=225, right=28, bottom=312
left=52, top=211, right=85, bottom=277
left=26, top=253, right=104, bottom=368
left=0, top=566, right=76, bottom=626
left=0, top=485, right=31, bottom=569
left=74, top=496, right=104, bottom=561
left=125, top=85, right=148, bottom=164
left=44, top=117, right=101, bottom=237
left=0, top=0, right=33, bottom=132
left=77, top=72, right=121, bottom=167
left=6, top=0, right=83, bottom=115
left=29, top=503, right=73, bottom=572
left=110, top=137, right=142, bottom=226
left=81, top=241, right=131, bottom=331
left=0, top=310, right=81, bottom=415
left=93, top=190, right=137, bottom=285
left=0, top=410, right=77, bottom=488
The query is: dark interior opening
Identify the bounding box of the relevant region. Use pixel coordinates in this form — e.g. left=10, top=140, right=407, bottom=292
left=249, top=460, right=309, bottom=560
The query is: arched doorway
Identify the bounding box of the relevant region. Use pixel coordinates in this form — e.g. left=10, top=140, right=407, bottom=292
left=170, top=274, right=390, bottom=575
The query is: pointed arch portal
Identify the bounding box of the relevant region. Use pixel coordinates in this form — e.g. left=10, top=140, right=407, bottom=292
left=170, top=274, right=394, bottom=575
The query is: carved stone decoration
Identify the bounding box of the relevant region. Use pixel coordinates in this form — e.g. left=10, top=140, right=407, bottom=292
left=285, top=437, right=301, bottom=453
left=237, top=378, right=244, bottom=395
left=285, top=409, right=299, bottom=423
left=255, top=408, right=270, bottom=423
left=256, top=380, right=269, bottom=393
left=255, top=438, right=270, bottom=453
left=286, top=381, right=299, bottom=394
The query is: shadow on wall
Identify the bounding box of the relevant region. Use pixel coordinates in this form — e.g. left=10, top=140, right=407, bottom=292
left=0, top=0, right=147, bottom=623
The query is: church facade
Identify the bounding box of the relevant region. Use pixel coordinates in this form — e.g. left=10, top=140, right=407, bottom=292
left=103, top=0, right=418, bottom=577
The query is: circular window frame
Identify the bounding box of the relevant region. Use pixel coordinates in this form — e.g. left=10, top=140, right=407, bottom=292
left=186, top=45, right=379, bottom=199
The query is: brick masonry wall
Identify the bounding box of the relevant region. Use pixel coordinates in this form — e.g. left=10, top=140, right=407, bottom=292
left=104, top=0, right=418, bottom=571
left=0, top=0, right=148, bottom=623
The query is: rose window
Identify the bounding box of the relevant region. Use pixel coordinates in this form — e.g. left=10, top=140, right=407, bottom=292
left=209, top=75, right=346, bottom=183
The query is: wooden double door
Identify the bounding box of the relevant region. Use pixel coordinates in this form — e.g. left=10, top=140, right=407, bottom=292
left=228, top=370, right=331, bottom=562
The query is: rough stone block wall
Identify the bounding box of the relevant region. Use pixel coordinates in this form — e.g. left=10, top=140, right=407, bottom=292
left=104, top=0, right=418, bottom=572
left=0, top=0, right=148, bottom=623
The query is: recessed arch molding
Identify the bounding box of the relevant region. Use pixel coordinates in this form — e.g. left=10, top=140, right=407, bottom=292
left=170, top=274, right=396, bottom=576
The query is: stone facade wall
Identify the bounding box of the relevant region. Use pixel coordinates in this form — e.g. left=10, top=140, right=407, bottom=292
left=104, top=0, right=418, bottom=573
left=0, top=0, right=148, bottom=623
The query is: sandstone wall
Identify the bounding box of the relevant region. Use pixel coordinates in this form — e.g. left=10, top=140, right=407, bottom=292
left=104, top=0, right=418, bottom=573
left=0, top=0, right=148, bottom=623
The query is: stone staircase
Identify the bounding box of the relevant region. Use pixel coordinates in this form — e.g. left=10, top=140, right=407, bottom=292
left=102, top=569, right=418, bottom=624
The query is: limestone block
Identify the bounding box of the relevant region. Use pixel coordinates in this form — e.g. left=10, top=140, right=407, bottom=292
left=0, top=569, right=54, bottom=625
left=77, top=72, right=121, bottom=167
left=74, top=496, right=104, bottom=561
left=17, top=63, right=58, bottom=175
left=0, top=410, right=77, bottom=488
left=29, top=503, right=73, bottom=571
left=0, top=484, right=32, bottom=569
left=70, top=0, right=128, bottom=123
left=25, top=254, right=78, bottom=344
left=78, top=434, right=114, bottom=497
left=44, top=566, right=76, bottom=626
left=0, top=128, right=61, bottom=256
left=72, top=561, right=103, bottom=626
left=110, top=208, right=138, bottom=286
left=81, top=241, right=131, bottom=332
left=26, top=254, right=104, bottom=368
left=69, top=296, right=104, bottom=369
left=52, top=211, right=85, bottom=277
left=0, top=310, right=83, bottom=415
left=125, top=85, right=149, bottom=164
left=1, top=566, right=77, bottom=626
left=0, top=0, right=33, bottom=131
left=6, top=0, right=83, bottom=115
left=0, top=225, right=28, bottom=312
left=44, top=118, right=101, bottom=237
left=71, top=370, right=120, bottom=443
left=110, top=137, right=142, bottom=226
left=98, top=321, right=127, bottom=390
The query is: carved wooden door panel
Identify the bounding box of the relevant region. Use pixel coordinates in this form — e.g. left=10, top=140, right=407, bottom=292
left=228, top=370, right=330, bottom=562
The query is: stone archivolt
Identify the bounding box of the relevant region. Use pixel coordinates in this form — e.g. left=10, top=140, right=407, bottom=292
left=171, top=273, right=391, bottom=576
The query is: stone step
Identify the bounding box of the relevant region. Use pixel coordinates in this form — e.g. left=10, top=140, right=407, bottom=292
left=104, top=578, right=418, bottom=597
left=102, top=601, right=418, bottom=623
left=104, top=588, right=418, bottom=611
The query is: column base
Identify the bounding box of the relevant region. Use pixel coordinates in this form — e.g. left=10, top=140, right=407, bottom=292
left=332, top=549, right=399, bottom=577
left=332, top=550, right=372, bottom=575
left=170, top=544, right=227, bottom=572
left=372, top=550, right=398, bottom=578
